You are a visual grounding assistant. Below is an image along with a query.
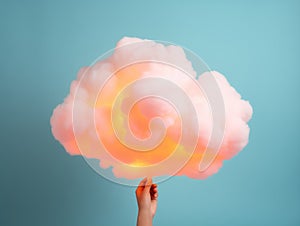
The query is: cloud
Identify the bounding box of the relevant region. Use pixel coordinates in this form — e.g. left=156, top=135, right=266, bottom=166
left=50, top=37, right=253, bottom=181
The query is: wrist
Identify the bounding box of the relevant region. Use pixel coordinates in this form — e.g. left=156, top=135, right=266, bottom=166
left=138, top=208, right=152, bottom=217
left=137, top=209, right=153, bottom=226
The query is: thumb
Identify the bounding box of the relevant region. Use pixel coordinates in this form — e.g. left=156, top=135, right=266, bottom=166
left=144, top=177, right=152, bottom=193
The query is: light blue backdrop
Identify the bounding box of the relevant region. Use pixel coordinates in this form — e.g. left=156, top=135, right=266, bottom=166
left=1, top=0, right=299, bottom=225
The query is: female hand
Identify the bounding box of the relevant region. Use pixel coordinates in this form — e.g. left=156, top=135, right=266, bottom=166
left=135, top=177, right=158, bottom=226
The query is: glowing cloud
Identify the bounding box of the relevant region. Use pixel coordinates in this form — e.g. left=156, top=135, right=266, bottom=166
left=50, top=37, right=253, bottom=182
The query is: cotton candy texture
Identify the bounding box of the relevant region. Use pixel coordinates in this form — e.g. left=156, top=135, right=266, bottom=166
left=50, top=37, right=253, bottom=180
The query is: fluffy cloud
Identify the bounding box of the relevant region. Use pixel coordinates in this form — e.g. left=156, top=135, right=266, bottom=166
left=50, top=37, right=253, bottom=181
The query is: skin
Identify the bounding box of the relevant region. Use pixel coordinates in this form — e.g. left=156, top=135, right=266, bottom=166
left=135, top=177, right=158, bottom=226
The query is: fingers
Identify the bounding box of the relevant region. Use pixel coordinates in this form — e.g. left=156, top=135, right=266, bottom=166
left=138, top=177, right=148, bottom=187
left=150, top=184, right=158, bottom=200
left=136, top=177, right=157, bottom=196
left=135, top=177, right=147, bottom=194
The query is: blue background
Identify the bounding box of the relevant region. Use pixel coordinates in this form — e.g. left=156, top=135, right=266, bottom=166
left=1, top=0, right=299, bottom=225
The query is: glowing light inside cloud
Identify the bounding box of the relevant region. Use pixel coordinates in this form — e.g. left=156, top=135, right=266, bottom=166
left=50, top=37, right=253, bottom=184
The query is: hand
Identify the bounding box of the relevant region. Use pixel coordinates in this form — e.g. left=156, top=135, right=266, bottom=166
left=135, top=177, right=158, bottom=226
